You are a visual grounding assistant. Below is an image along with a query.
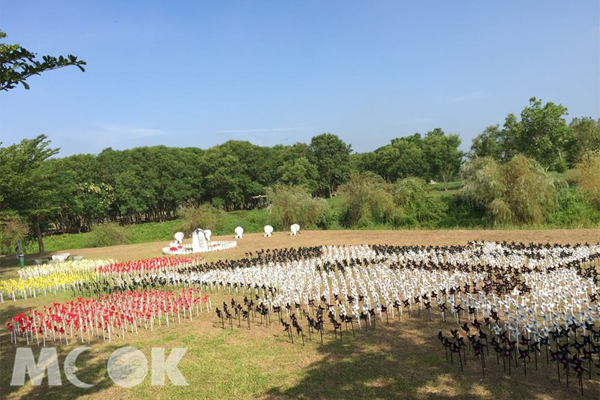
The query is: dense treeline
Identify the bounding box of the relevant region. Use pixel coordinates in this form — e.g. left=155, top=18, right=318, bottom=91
left=1, top=97, right=599, bottom=253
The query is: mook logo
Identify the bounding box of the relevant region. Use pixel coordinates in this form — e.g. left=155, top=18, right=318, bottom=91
left=10, top=347, right=188, bottom=388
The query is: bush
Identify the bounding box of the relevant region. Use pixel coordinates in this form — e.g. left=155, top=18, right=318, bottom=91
left=0, top=214, right=29, bottom=255
left=85, top=223, right=130, bottom=248
left=570, top=151, right=600, bottom=209
left=546, top=187, right=600, bottom=228
left=339, top=172, right=396, bottom=227
left=214, top=209, right=272, bottom=235
left=438, top=195, right=486, bottom=228
left=268, top=185, right=329, bottom=229
left=177, top=203, right=222, bottom=234
left=392, top=178, right=447, bottom=227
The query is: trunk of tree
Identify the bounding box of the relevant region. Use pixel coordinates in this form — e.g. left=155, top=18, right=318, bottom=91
left=34, top=217, right=45, bottom=253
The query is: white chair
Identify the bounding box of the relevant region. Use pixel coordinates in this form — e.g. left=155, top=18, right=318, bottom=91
left=235, top=226, right=244, bottom=238
left=290, top=224, right=300, bottom=236
left=264, top=225, right=273, bottom=237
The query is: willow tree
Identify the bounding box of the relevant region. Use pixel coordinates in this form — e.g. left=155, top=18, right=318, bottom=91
left=268, top=184, right=328, bottom=229
left=460, top=155, right=556, bottom=225
left=571, top=151, right=600, bottom=209
left=339, top=172, right=396, bottom=227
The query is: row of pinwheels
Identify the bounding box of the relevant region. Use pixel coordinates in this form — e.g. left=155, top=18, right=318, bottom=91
left=1, top=256, right=204, bottom=302
left=7, top=288, right=211, bottom=345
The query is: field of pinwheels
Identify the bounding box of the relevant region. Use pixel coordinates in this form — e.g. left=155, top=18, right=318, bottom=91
left=1, top=229, right=600, bottom=400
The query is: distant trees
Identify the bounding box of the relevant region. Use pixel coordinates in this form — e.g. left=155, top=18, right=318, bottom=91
left=355, top=129, right=463, bottom=189
left=2, top=96, right=600, bottom=252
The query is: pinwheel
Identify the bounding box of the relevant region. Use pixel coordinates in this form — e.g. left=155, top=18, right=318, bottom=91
left=9, top=241, right=596, bottom=394
left=8, top=288, right=209, bottom=345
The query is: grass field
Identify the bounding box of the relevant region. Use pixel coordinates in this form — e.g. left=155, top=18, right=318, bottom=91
left=1, top=230, right=599, bottom=400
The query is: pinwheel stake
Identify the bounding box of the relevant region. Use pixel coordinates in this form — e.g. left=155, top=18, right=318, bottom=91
left=480, top=351, right=485, bottom=377
left=320, top=325, right=324, bottom=346
left=518, top=348, right=529, bottom=377
left=565, top=358, right=569, bottom=388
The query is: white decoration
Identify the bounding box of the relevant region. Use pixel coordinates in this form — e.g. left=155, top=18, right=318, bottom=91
left=235, top=226, right=244, bottom=238
left=204, top=229, right=212, bottom=241
left=290, top=224, right=300, bottom=236
left=264, top=225, right=273, bottom=237
left=174, top=232, right=184, bottom=243
left=192, top=229, right=208, bottom=252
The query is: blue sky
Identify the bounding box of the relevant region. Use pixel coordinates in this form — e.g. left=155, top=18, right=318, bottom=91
left=1, top=1, right=598, bottom=155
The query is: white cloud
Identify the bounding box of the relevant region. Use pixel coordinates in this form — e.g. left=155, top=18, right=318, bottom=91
left=60, top=123, right=166, bottom=153
left=450, top=91, right=486, bottom=103
left=215, top=127, right=313, bottom=134
left=85, top=123, right=165, bottom=138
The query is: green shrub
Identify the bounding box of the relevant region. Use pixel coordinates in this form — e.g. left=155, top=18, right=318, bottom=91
left=339, top=172, right=396, bottom=227
left=0, top=214, right=29, bottom=254
left=85, top=223, right=130, bottom=248
left=570, top=151, right=600, bottom=209
left=392, top=178, right=447, bottom=227
left=214, top=209, right=272, bottom=235
left=547, top=187, right=600, bottom=228
left=177, top=203, right=222, bottom=234
left=268, top=185, right=329, bottom=229
left=438, top=195, right=486, bottom=228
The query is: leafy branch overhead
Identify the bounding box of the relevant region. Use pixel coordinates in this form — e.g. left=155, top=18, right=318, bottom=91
left=0, top=30, right=86, bottom=91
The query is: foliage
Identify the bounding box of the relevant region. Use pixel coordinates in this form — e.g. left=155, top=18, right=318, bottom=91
left=0, top=214, right=29, bottom=254
left=2, top=97, right=599, bottom=250
left=422, top=129, right=464, bottom=189
left=567, top=118, right=600, bottom=165
left=339, top=172, right=396, bottom=227
left=276, top=156, right=319, bottom=192
left=309, top=133, right=352, bottom=196
left=84, top=223, right=130, bottom=248
left=470, top=98, right=581, bottom=171
left=268, top=184, right=329, bottom=229
left=570, top=151, right=600, bottom=209
left=0, top=135, right=61, bottom=252
left=461, top=155, right=556, bottom=225
left=177, top=203, right=222, bottom=234
left=546, top=187, right=600, bottom=228
left=356, top=130, right=463, bottom=188
left=0, top=30, right=85, bottom=91
left=391, top=178, right=447, bottom=227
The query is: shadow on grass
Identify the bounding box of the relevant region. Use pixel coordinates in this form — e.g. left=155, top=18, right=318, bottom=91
left=263, top=316, right=599, bottom=400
